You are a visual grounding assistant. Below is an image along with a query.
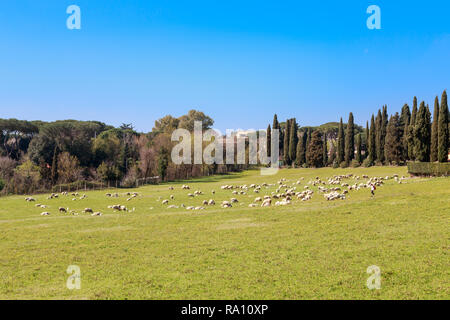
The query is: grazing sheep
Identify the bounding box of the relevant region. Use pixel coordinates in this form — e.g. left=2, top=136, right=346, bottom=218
left=248, top=203, right=258, bottom=208
left=211, top=190, right=215, bottom=194
left=186, top=206, right=195, bottom=210
left=83, top=208, right=93, bottom=213
left=162, top=199, right=169, bottom=205
left=230, top=198, right=238, bottom=203
left=221, top=201, right=232, bottom=208
left=25, top=197, right=36, bottom=202
left=170, top=195, right=174, bottom=200
left=208, top=199, right=215, bottom=206
left=187, top=193, right=194, bottom=198
left=40, top=212, right=50, bottom=216
left=167, top=205, right=179, bottom=209
left=254, top=197, right=262, bottom=202
left=91, top=212, right=102, bottom=216
left=59, top=207, right=67, bottom=213
left=261, top=199, right=271, bottom=207
left=168, top=186, right=174, bottom=190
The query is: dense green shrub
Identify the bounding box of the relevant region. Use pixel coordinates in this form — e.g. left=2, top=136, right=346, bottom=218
left=407, top=162, right=450, bottom=176
left=0, top=178, right=5, bottom=192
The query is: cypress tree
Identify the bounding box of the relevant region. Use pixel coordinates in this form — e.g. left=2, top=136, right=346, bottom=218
left=364, top=121, right=369, bottom=159
left=400, top=104, right=410, bottom=161
left=323, top=133, right=328, bottom=166
left=369, top=115, right=376, bottom=163
left=430, top=97, right=439, bottom=162
left=384, top=113, right=403, bottom=164
left=297, top=130, right=307, bottom=166
left=407, top=97, right=418, bottom=160
left=305, top=128, right=312, bottom=166
left=356, top=133, right=362, bottom=164
left=306, top=130, right=324, bottom=168
left=283, top=119, right=290, bottom=165
left=273, top=114, right=281, bottom=156
left=266, top=124, right=272, bottom=158
left=337, top=118, right=345, bottom=164
left=289, top=119, right=298, bottom=164
left=345, top=112, right=355, bottom=163
left=400, top=104, right=411, bottom=131
left=438, top=90, right=449, bottom=162
left=381, top=105, right=388, bottom=162
left=414, top=101, right=431, bottom=162
left=375, top=109, right=383, bottom=163
left=295, top=136, right=302, bottom=166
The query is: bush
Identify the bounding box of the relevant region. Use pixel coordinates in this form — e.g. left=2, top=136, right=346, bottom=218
left=0, top=178, right=5, bottom=192
left=362, top=158, right=373, bottom=168
left=339, top=161, right=348, bottom=168
left=351, top=159, right=360, bottom=168
left=407, top=162, right=450, bottom=176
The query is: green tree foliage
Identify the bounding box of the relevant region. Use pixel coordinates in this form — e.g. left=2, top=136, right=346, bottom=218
left=407, top=97, right=418, bottom=160
left=369, top=115, right=376, bottom=164
left=438, top=90, right=449, bottom=162
left=356, top=133, right=362, bottom=164
left=296, top=131, right=307, bottom=166
left=337, top=118, right=345, bottom=164
left=158, top=147, right=170, bottom=181
left=414, top=102, right=432, bottom=162
left=323, top=133, right=328, bottom=166
left=57, top=152, right=81, bottom=184
left=283, top=119, right=291, bottom=165
left=384, top=113, right=404, bottom=164
left=288, top=119, right=298, bottom=164
left=266, top=124, right=271, bottom=158
left=345, top=112, right=354, bottom=164
left=430, top=96, right=439, bottom=162
left=273, top=114, right=282, bottom=153
left=306, top=130, right=324, bottom=168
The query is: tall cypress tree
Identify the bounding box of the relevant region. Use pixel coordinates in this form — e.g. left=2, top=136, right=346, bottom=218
left=384, top=113, right=403, bottom=164
left=407, top=97, right=418, bottom=160
left=306, top=130, right=324, bottom=168
left=414, top=101, right=431, bottom=162
left=305, top=128, right=312, bottom=167
left=273, top=114, right=281, bottom=156
left=365, top=121, right=369, bottom=160
left=400, top=104, right=411, bottom=160
left=356, top=133, right=362, bottom=164
left=297, top=130, right=307, bottom=166
left=375, top=109, right=382, bottom=163
left=345, top=112, right=355, bottom=163
left=430, top=97, right=439, bottom=162
left=381, top=105, right=388, bottom=162
left=289, top=119, right=298, bottom=165
left=438, top=90, right=449, bottom=162
left=369, top=114, right=376, bottom=163
left=323, top=133, right=328, bottom=166
left=337, top=118, right=345, bottom=164
left=266, top=124, right=271, bottom=158
left=295, top=136, right=302, bottom=166
left=283, top=119, right=290, bottom=165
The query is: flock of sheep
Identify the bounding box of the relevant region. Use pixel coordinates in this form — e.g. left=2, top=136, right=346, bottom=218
left=28, top=173, right=407, bottom=217
left=157, top=173, right=407, bottom=211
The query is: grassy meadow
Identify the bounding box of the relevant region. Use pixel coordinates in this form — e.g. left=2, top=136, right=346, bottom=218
left=0, top=166, right=448, bottom=299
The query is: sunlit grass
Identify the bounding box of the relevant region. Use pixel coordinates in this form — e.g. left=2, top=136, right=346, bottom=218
left=0, top=166, right=448, bottom=299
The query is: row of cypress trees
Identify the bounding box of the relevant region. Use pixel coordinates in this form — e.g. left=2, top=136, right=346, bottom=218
left=267, top=90, right=449, bottom=167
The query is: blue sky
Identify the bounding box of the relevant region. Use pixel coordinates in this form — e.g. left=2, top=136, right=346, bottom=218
left=0, top=1, right=449, bottom=132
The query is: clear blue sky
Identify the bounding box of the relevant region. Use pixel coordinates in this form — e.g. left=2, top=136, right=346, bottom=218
left=0, top=0, right=449, bottom=132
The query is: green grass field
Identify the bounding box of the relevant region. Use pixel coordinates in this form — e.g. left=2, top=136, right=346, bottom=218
left=0, top=166, right=448, bottom=299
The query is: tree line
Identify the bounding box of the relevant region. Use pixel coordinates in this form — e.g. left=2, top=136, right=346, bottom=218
left=0, top=110, right=250, bottom=195
left=267, top=90, right=449, bottom=168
